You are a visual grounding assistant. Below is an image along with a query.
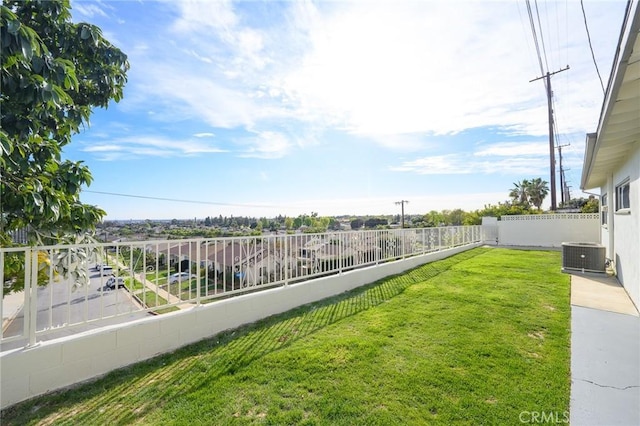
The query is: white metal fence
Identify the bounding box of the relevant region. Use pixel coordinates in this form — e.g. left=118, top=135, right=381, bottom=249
left=1, top=226, right=483, bottom=350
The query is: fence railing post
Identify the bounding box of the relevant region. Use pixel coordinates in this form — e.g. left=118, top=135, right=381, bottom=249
left=284, top=236, right=289, bottom=287
left=339, top=236, right=343, bottom=275
left=26, top=247, right=38, bottom=347
left=196, top=242, right=201, bottom=306
left=0, top=251, right=3, bottom=335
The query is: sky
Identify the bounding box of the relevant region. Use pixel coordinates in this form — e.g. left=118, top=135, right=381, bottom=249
left=66, top=0, right=628, bottom=220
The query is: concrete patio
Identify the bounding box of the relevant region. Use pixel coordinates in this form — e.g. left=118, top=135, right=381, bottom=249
left=570, top=273, right=640, bottom=426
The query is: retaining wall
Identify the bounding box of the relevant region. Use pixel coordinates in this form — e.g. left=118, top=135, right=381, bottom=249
left=0, top=243, right=479, bottom=409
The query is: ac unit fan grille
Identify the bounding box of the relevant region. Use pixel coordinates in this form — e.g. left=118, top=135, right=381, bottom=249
left=561, top=243, right=606, bottom=273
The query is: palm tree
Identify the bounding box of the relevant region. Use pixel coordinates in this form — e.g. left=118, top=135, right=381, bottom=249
left=526, top=178, right=549, bottom=210
left=509, top=180, right=530, bottom=206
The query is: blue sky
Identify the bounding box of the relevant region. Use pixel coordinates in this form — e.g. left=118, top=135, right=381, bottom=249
left=67, top=0, right=627, bottom=220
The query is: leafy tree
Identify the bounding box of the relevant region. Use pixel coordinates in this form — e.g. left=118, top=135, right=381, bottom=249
left=284, top=217, right=294, bottom=230
left=292, top=215, right=304, bottom=229
left=560, top=196, right=599, bottom=213
left=350, top=218, right=364, bottom=230
left=303, top=215, right=313, bottom=227
left=463, top=210, right=482, bottom=226
left=581, top=197, right=599, bottom=213
left=317, top=216, right=330, bottom=230
left=328, top=217, right=341, bottom=231
left=364, top=217, right=388, bottom=229
left=466, top=202, right=536, bottom=223
left=444, top=209, right=466, bottom=226
left=421, top=210, right=446, bottom=227
left=1, top=0, right=129, bottom=243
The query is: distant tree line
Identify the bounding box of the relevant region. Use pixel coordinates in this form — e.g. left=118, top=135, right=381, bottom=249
left=99, top=177, right=599, bottom=242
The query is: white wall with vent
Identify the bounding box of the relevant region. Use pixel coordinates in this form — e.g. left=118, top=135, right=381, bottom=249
left=493, top=214, right=600, bottom=247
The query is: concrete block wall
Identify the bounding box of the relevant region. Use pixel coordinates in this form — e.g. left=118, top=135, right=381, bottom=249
left=496, top=214, right=600, bottom=247
left=0, top=243, right=479, bottom=409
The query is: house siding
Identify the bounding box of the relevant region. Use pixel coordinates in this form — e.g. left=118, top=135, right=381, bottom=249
left=606, top=143, right=640, bottom=309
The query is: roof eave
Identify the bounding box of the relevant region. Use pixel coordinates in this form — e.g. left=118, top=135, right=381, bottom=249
left=581, top=133, right=599, bottom=190
left=581, top=0, right=640, bottom=190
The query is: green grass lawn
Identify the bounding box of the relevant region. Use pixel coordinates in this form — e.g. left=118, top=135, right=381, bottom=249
left=0, top=247, right=570, bottom=425
left=146, top=269, right=170, bottom=284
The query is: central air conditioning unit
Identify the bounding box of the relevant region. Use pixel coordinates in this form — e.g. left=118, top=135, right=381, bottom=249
left=561, top=242, right=606, bottom=273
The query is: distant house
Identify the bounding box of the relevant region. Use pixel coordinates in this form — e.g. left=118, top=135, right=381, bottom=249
left=152, top=242, right=195, bottom=267
left=209, top=242, right=265, bottom=271
left=580, top=0, right=639, bottom=309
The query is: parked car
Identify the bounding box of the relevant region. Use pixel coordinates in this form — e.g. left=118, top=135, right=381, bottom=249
left=98, top=277, right=126, bottom=291
left=169, top=272, right=196, bottom=284
left=100, top=265, right=114, bottom=276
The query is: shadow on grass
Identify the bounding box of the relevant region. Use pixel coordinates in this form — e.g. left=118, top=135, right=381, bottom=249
left=1, top=248, right=490, bottom=425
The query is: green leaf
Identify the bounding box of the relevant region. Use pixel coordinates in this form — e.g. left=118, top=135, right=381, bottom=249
left=2, top=33, right=12, bottom=48
left=32, top=56, right=44, bottom=73
left=80, top=25, right=90, bottom=40
left=7, top=19, right=21, bottom=35
left=32, top=192, right=43, bottom=207
left=32, top=179, right=43, bottom=192
left=20, top=36, right=33, bottom=61
left=50, top=202, right=60, bottom=221
left=0, top=131, right=11, bottom=156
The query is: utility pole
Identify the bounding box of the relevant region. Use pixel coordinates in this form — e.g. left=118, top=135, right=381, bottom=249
left=395, top=200, right=409, bottom=228
left=530, top=65, right=569, bottom=211
left=557, top=143, right=570, bottom=206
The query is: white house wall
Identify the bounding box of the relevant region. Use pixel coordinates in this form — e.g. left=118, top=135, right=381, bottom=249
left=609, top=143, right=640, bottom=309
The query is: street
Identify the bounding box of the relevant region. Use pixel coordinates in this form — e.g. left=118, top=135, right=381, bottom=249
left=1, top=270, right=149, bottom=351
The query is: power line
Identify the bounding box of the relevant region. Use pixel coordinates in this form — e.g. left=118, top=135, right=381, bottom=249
left=534, top=0, right=550, bottom=73
left=83, top=190, right=280, bottom=209
left=526, top=0, right=547, bottom=77
left=580, top=0, right=606, bottom=93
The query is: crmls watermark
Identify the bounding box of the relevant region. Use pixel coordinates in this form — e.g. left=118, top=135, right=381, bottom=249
left=519, top=411, right=570, bottom=424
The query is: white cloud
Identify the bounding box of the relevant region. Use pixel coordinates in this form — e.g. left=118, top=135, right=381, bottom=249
left=391, top=138, right=553, bottom=175
left=116, top=0, right=624, bottom=159
left=390, top=153, right=549, bottom=176
left=280, top=2, right=544, bottom=136
left=82, top=135, right=227, bottom=160
left=72, top=2, right=109, bottom=18
left=474, top=142, right=549, bottom=157
left=238, top=131, right=293, bottom=159
left=171, top=0, right=268, bottom=72
left=284, top=1, right=622, bottom=139
left=83, top=144, right=123, bottom=153
left=129, top=69, right=264, bottom=129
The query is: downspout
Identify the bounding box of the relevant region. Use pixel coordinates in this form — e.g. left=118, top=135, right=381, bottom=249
left=607, top=175, right=615, bottom=269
